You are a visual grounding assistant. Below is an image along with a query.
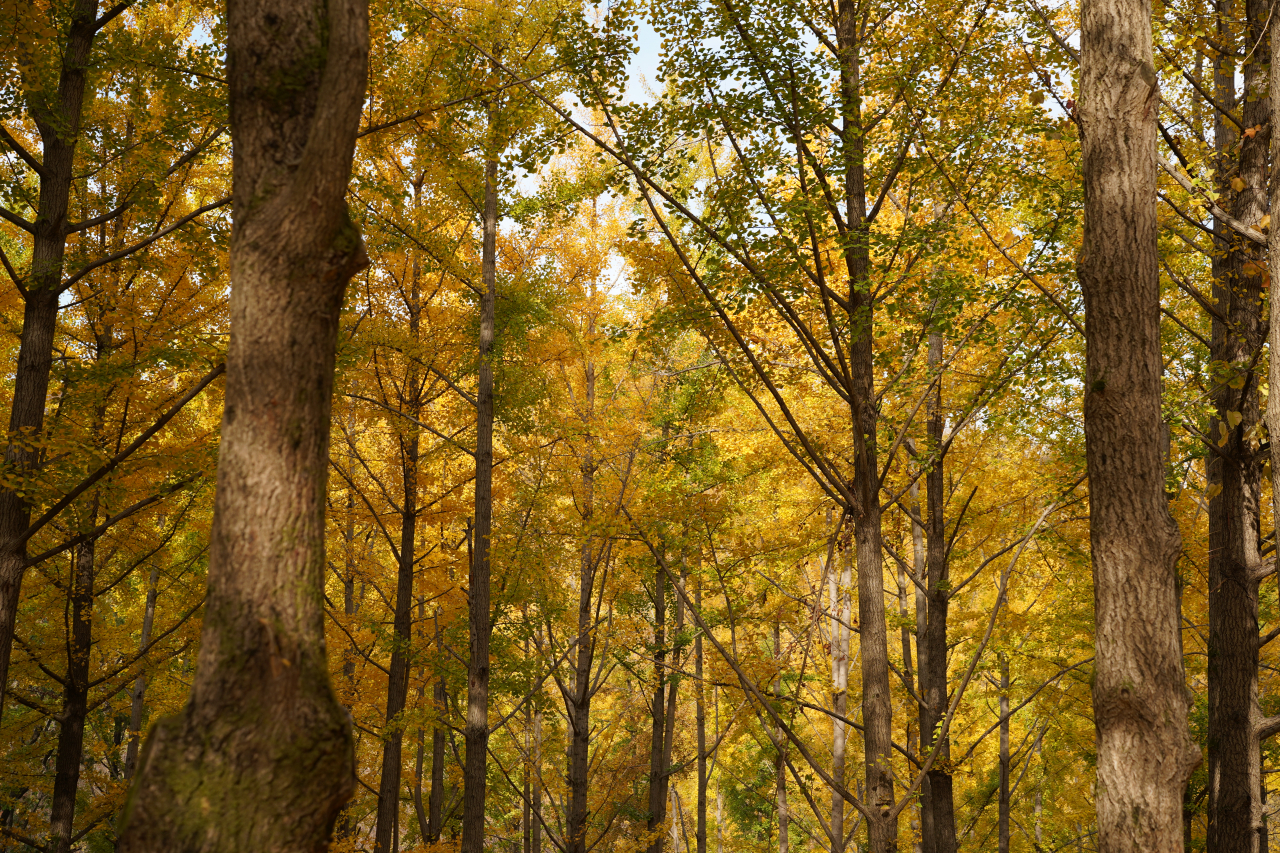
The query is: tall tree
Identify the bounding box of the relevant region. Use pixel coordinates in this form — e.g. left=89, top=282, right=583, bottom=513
left=117, top=0, right=369, bottom=846
left=1203, top=0, right=1270, bottom=847
left=1077, top=0, right=1199, bottom=848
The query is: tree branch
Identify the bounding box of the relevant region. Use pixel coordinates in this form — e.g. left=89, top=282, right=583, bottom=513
left=18, top=363, right=224, bottom=548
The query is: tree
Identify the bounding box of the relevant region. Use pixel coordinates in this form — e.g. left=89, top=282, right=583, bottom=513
left=1076, top=0, right=1200, bottom=848
left=116, top=0, right=369, bottom=847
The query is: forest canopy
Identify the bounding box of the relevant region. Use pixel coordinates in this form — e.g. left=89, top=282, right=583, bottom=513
left=0, top=0, right=1270, bottom=850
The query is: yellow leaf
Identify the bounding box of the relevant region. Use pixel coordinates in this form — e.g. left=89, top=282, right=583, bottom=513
left=1232, top=177, right=1248, bottom=192
left=1261, top=214, right=1271, bottom=230
left=1226, top=410, right=1242, bottom=428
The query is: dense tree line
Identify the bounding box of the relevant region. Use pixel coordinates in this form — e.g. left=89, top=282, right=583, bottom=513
left=0, top=0, right=1277, bottom=850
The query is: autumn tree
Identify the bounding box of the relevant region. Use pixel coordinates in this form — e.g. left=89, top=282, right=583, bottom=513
left=117, top=0, right=369, bottom=847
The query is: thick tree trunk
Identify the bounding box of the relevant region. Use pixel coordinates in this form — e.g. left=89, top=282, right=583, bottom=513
left=1077, top=0, right=1200, bottom=846
left=124, top=564, right=161, bottom=779
left=461, top=156, right=499, bottom=853
left=919, top=333, right=956, bottom=853
left=117, top=0, right=368, bottom=847
left=48, top=535, right=96, bottom=853
left=0, top=0, right=100, bottom=715
left=1206, top=0, right=1269, bottom=848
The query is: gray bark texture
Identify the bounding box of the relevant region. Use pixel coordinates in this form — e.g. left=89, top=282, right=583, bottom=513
left=116, top=0, right=368, bottom=848
left=1206, top=2, right=1269, bottom=849
left=1077, top=0, right=1200, bottom=848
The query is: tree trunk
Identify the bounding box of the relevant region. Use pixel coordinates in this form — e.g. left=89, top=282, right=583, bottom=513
left=831, top=543, right=851, bottom=853
left=919, top=332, right=956, bottom=853
left=774, top=624, right=789, bottom=853
left=532, top=705, right=543, bottom=853
left=696, top=579, right=708, bottom=853
left=117, top=0, right=368, bottom=846
left=909, top=462, right=932, bottom=853
left=48, top=535, right=96, bottom=853
left=376, top=297, right=423, bottom=853
left=1077, top=0, right=1201, bottom=845
left=461, top=155, right=499, bottom=853
left=648, top=563, right=669, bottom=853
left=567, top=343, right=597, bottom=853
left=997, top=654, right=1010, bottom=853
left=427, top=615, right=448, bottom=842
left=835, top=0, right=896, bottom=843
left=124, top=564, right=161, bottom=779
left=0, top=0, right=100, bottom=715
left=1206, top=0, right=1269, bottom=848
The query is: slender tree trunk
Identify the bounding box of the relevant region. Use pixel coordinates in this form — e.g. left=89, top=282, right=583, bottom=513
left=659, top=583, right=684, bottom=829
left=461, top=155, right=499, bottom=853
left=919, top=333, right=956, bottom=853
left=124, top=564, right=161, bottom=779
left=896, top=497, right=917, bottom=853
left=696, top=579, right=708, bottom=853
left=427, top=615, right=448, bottom=842
left=831, top=543, right=851, bottom=853
left=567, top=345, right=597, bottom=853
left=1034, top=740, right=1044, bottom=852
left=997, top=654, right=1010, bottom=853
left=48, top=534, right=96, bottom=853
left=1206, top=1, right=1269, bottom=849
left=835, top=2, right=895, bottom=844
left=909, top=463, right=933, bottom=853
left=0, top=0, right=100, bottom=715
left=774, top=624, right=789, bottom=853
left=1077, top=0, right=1200, bottom=845
left=376, top=279, right=423, bottom=853
left=649, top=564, right=669, bottom=853
left=715, top=782, right=724, bottom=853
left=532, top=705, right=543, bottom=853
left=117, top=0, right=368, bottom=846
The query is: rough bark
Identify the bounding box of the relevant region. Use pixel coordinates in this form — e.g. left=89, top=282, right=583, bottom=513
left=918, top=332, right=956, bottom=853
left=461, top=156, right=499, bottom=853
left=116, top=0, right=368, bottom=847
left=1206, top=0, right=1269, bottom=848
left=0, top=0, right=100, bottom=716
left=1077, top=0, right=1201, bottom=846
